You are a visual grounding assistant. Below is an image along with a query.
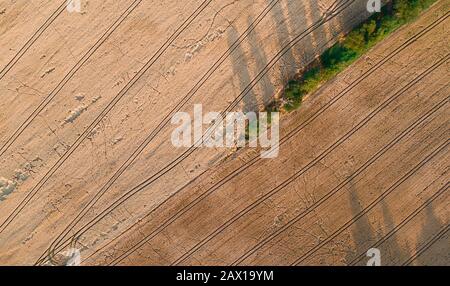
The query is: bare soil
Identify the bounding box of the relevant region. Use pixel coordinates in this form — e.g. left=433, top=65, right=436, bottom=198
left=0, top=0, right=447, bottom=265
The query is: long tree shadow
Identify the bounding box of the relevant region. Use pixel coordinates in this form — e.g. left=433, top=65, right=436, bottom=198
left=413, top=203, right=448, bottom=266
left=246, top=15, right=274, bottom=107
left=378, top=199, right=406, bottom=265
left=227, top=27, right=258, bottom=113
left=266, top=0, right=298, bottom=83
left=344, top=180, right=380, bottom=265
left=285, top=0, right=329, bottom=67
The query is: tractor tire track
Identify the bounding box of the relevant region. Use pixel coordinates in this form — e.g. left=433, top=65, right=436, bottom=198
left=0, top=1, right=67, bottom=80
left=0, top=0, right=214, bottom=237
left=38, top=0, right=351, bottom=264
left=113, top=54, right=449, bottom=266
left=0, top=0, right=145, bottom=157
left=74, top=11, right=447, bottom=265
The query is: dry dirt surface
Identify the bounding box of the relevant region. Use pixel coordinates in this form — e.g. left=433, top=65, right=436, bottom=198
left=0, top=0, right=448, bottom=265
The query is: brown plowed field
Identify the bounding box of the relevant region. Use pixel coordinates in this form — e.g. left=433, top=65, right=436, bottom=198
left=0, top=0, right=448, bottom=266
